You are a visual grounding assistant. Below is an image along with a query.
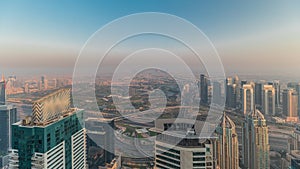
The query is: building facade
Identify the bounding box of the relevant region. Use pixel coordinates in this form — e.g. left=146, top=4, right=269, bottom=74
left=242, top=109, right=270, bottom=169
left=226, top=84, right=237, bottom=109
left=215, top=112, right=239, bottom=169
left=255, top=83, right=263, bottom=108
left=9, top=89, right=87, bottom=169
left=242, top=84, right=254, bottom=115
left=85, top=118, right=115, bottom=166
left=154, top=119, right=217, bottom=169
left=262, top=85, right=275, bottom=116
left=0, top=105, right=17, bottom=154
left=282, top=89, right=298, bottom=122
left=292, top=125, right=300, bottom=151
left=0, top=75, right=17, bottom=169
left=0, top=75, right=6, bottom=105
left=212, top=81, right=222, bottom=106
left=200, top=74, right=208, bottom=105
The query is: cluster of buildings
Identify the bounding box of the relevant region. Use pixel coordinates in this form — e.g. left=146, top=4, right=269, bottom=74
left=4, top=75, right=72, bottom=95
left=153, top=110, right=269, bottom=169
left=1, top=74, right=300, bottom=169
left=200, top=74, right=300, bottom=123
left=23, top=76, right=72, bottom=94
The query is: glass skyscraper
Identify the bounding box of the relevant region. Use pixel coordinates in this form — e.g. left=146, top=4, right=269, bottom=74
left=9, top=89, right=87, bottom=169
left=0, top=75, right=17, bottom=168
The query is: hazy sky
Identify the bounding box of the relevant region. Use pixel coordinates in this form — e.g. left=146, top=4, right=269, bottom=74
left=0, top=0, right=299, bottom=77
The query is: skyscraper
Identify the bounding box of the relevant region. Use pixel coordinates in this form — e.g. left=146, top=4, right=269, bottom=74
left=242, top=109, right=270, bottom=169
left=155, top=119, right=217, bottom=169
left=287, top=83, right=300, bottom=117
left=255, top=83, right=263, bottom=108
left=268, top=81, right=280, bottom=107
left=39, top=75, right=48, bottom=90
left=9, top=89, right=87, bottom=169
left=226, top=84, right=237, bottom=109
left=240, top=80, right=248, bottom=104
left=215, top=112, right=239, bottom=169
left=0, top=75, right=6, bottom=105
left=242, top=84, right=254, bottom=115
left=0, top=105, right=17, bottom=153
left=86, top=118, right=115, bottom=166
left=212, top=81, right=222, bottom=106
left=233, top=76, right=241, bottom=107
left=0, top=75, right=17, bottom=168
left=200, top=74, right=208, bottom=105
left=262, top=85, right=275, bottom=116
left=282, top=89, right=298, bottom=122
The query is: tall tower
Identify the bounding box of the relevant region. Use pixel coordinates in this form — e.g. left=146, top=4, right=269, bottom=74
left=200, top=74, right=208, bottom=105
left=262, top=85, right=275, bottom=116
left=0, top=74, right=17, bottom=168
left=226, top=84, right=237, bottom=109
left=216, top=112, right=239, bottom=169
left=212, top=81, right=222, bottom=106
left=242, top=109, right=270, bottom=169
left=282, top=89, right=298, bottom=122
left=39, top=75, right=48, bottom=90
left=0, top=74, right=6, bottom=105
left=233, top=76, right=240, bottom=106
left=242, top=84, right=254, bottom=115
left=268, top=81, right=280, bottom=107
left=287, top=83, right=300, bottom=117
left=255, top=83, right=263, bottom=107
left=9, top=89, right=87, bottom=169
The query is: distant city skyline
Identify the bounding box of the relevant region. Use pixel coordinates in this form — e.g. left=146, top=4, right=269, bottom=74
left=0, top=1, right=300, bottom=77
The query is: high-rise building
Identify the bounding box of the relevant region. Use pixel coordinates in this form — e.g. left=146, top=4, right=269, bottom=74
left=215, top=112, right=239, bottom=169
left=233, top=76, right=241, bottom=107
left=0, top=105, right=17, bottom=153
left=39, top=75, right=48, bottom=90
left=255, top=83, right=263, bottom=107
left=262, top=85, right=275, bottom=116
left=287, top=83, right=300, bottom=117
left=200, top=74, right=208, bottom=105
left=212, top=81, right=222, bottom=106
left=86, top=118, right=115, bottom=166
left=242, top=109, right=270, bottom=169
left=226, top=84, right=237, bottom=109
left=242, top=84, right=254, bottom=115
left=9, top=89, right=87, bottom=169
left=155, top=119, right=217, bottom=169
left=268, top=81, right=280, bottom=107
left=240, top=80, right=248, bottom=103
left=282, top=89, right=298, bottom=122
left=0, top=75, right=17, bottom=168
left=0, top=75, right=6, bottom=105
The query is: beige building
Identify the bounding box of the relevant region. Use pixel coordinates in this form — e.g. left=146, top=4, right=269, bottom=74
left=216, top=112, right=239, bottom=169
left=283, top=89, right=299, bottom=123
left=242, top=109, right=270, bottom=169
left=242, top=84, right=254, bottom=115
left=263, top=85, right=275, bottom=116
